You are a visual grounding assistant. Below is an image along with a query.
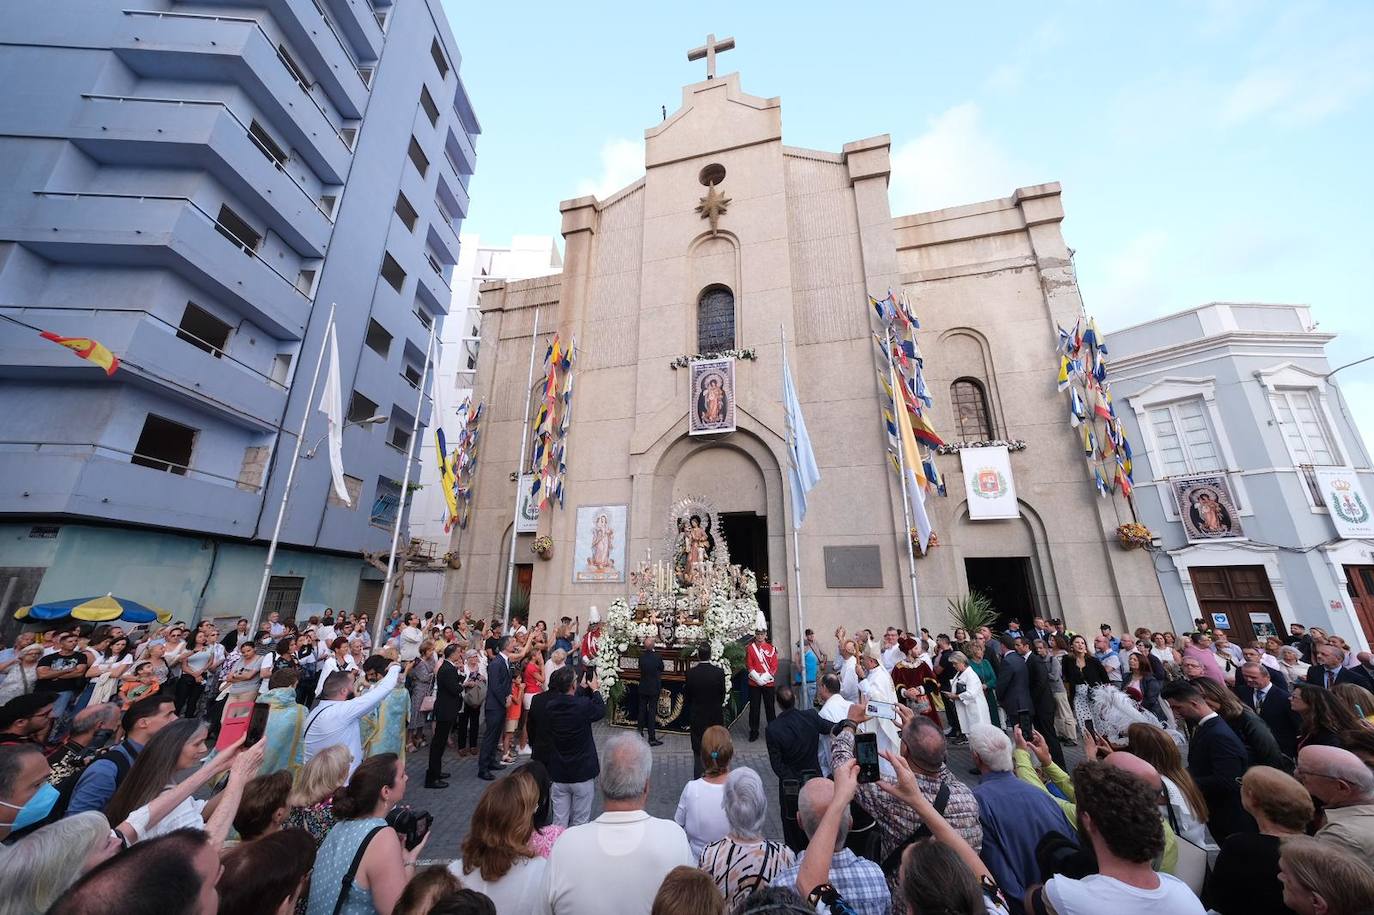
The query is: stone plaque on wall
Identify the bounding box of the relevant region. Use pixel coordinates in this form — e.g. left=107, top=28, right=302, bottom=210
left=823, top=546, right=883, bottom=589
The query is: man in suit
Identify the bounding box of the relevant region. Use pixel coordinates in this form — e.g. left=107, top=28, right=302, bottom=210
left=1235, top=662, right=1300, bottom=759
left=685, top=642, right=727, bottom=777
left=478, top=635, right=516, bottom=781
left=994, top=635, right=1031, bottom=725
left=1015, top=637, right=1066, bottom=767
left=1307, top=644, right=1374, bottom=691
left=1162, top=679, right=1255, bottom=840
left=1030, top=616, right=1053, bottom=644
left=764, top=685, right=831, bottom=850
left=425, top=643, right=463, bottom=788
left=637, top=634, right=665, bottom=747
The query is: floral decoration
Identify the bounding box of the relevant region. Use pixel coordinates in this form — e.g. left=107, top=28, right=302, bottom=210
left=1116, top=522, right=1153, bottom=548
left=668, top=348, right=757, bottom=370
left=934, top=439, right=1028, bottom=455
left=530, top=535, right=554, bottom=555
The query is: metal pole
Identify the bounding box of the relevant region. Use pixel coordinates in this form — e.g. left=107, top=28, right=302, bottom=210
left=502, top=307, right=541, bottom=628
left=888, top=328, right=923, bottom=634
left=250, top=302, right=336, bottom=634
left=781, top=324, right=810, bottom=706
left=374, top=320, right=438, bottom=647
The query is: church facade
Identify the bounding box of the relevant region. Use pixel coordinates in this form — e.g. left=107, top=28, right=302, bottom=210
left=443, top=65, right=1168, bottom=644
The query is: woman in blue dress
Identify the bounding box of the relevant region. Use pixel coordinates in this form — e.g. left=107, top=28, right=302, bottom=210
left=305, top=753, right=428, bottom=915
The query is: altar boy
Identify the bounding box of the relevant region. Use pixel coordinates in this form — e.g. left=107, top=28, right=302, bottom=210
left=747, top=613, right=778, bottom=741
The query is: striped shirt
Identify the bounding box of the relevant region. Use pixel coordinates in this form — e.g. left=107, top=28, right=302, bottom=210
left=700, top=836, right=796, bottom=909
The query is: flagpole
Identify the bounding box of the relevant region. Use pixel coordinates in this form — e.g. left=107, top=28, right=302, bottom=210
left=374, top=320, right=437, bottom=648
left=781, top=324, right=811, bottom=707
left=503, top=307, right=541, bottom=628
left=887, top=328, right=923, bottom=635
left=250, top=301, right=336, bottom=635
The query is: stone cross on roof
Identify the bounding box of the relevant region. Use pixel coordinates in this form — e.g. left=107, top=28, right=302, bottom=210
left=687, top=33, right=736, bottom=80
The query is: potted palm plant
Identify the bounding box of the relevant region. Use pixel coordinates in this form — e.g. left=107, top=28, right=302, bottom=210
left=946, top=590, right=998, bottom=640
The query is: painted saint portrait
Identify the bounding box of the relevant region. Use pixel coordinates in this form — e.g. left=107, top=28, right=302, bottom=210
left=688, top=358, right=736, bottom=435
left=1173, top=474, right=1245, bottom=543
left=573, top=504, right=627, bottom=583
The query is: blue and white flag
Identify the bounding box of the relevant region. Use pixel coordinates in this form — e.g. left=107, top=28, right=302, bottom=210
left=783, top=354, right=820, bottom=529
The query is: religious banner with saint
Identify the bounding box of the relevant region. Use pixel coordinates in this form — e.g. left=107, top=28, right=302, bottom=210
left=960, top=445, right=1020, bottom=520
left=573, top=504, right=627, bottom=583
left=1314, top=468, right=1374, bottom=539
left=1172, top=473, right=1245, bottom=543
left=689, top=357, right=735, bottom=435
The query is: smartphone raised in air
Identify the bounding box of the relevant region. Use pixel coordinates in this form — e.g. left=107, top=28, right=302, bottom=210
left=865, top=700, right=898, bottom=722
left=855, top=732, right=880, bottom=783
left=244, top=701, right=271, bottom=748
left=1017, top=710, right=1034, bottom=744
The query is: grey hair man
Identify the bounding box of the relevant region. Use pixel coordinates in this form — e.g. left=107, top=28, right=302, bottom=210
left=768, top=774, right=890, bottom=913
left=1299, top=745, right=1374, bottom=860
left=968, top=724, right=1077, bottom=905
left=539, top=734, right=693, bottom=914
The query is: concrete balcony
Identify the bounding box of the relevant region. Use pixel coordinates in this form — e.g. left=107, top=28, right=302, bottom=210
left=319, top=0, right=383, bottom=66
left=437, top=168, right=469, bottom=222
left=71, top=95, right=332, bottom=258
left=0, top=444, right=262, bottom=536
left=117, top=10, right=354, bottom=183
left=427, top=200, right=460, bottom=263
left=206, top=0, right=370, bottom=118
left=0, top=306, right=287, bottom=430
left=414, top=251, right=452, bottom=316
left=8, top=193, right=311, bottom=340
left=445, top=125, right=476, bottom=178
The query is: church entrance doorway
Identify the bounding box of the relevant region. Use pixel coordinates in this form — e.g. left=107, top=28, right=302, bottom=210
left=964, top=557, right=1036, bottom=632
left=720, top=511, right=770, bottom=629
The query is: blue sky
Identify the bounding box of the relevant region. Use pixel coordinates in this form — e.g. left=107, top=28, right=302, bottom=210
left=442, top=0, right=1374, bottom=443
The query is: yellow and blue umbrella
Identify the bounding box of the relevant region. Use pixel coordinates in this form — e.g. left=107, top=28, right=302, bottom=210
left=15, top=594, right=172, bottom=625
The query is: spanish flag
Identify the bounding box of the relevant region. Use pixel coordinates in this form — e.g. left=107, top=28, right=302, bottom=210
left=40, top=331, right=119, bottom=376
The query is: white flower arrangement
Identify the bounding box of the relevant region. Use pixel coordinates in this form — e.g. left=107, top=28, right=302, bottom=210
left=594, top=565, right=760, bottom=706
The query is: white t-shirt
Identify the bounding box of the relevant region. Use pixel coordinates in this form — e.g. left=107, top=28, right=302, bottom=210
left=450, top=856, right=546, bottom=912
left=127, top=792, right=206, bottom=842
left=537, top=811, right=694, bottom=915
left=673, top=778, right=730, bottom=859
left=1044, top=872, right=1204, bottom=915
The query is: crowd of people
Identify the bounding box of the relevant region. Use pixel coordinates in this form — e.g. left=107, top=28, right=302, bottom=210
left=0, top=607, right=1370, bottom=915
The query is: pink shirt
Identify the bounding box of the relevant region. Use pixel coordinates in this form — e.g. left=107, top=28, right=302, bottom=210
left=529, top=824, right=565, bottom=857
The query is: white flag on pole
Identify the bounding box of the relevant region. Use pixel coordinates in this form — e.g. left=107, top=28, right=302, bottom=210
left=318, top=320, right=350, bottom=505
left=784, top=354, right=821, bottom=529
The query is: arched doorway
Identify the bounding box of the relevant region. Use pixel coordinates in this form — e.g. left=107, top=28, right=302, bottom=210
left=652, top=436, right=781, bottom=632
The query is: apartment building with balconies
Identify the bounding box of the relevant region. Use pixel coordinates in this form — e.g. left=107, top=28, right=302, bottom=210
left=0, top=0, right=478, bottom=626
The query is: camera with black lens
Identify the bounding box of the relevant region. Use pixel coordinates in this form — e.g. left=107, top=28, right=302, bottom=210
left=385, top=805, right=433, bottom=851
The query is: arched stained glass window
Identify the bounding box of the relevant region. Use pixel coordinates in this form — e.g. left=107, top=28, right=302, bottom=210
left=697, top=285, right=735, bottom=353
left=951, top=378, right=993, bottom=441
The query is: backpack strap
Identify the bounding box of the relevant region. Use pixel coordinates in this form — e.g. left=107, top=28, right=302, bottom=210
left=880, top=779, right=952, bottom=872
left=332, top=825, right=386, bottom=915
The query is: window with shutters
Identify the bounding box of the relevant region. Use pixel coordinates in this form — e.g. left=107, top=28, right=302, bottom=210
left=950, top=378, right=992, bottom=440
left=1269, top=388, right=1339, bottom=467
left=1147, top=398, right=1222, bottom=478
left=696, top=285, right=735, bottom=353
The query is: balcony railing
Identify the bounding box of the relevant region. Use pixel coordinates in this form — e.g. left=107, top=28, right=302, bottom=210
left=32, top=191, right=311, bottom=301
left=305, top=0, right=371, bottom=87
left=122, top=9, right=356, bottom=150
left=81, top=94, right=334, bottom=222
left=4, top=304, right=287, bottom=389
left=0, top=441, right=263, bottom=491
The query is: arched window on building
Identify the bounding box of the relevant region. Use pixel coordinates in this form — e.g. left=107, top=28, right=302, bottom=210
left=696, top=285, right=735, bottom=353
left=951, top=378, right=993, bottom=441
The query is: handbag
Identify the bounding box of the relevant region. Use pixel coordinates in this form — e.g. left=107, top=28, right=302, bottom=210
left=419, top=689, right=436, bottom=714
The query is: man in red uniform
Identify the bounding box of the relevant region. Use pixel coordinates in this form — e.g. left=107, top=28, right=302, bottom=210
left=747, top=615, right=778, bottom=741
left=578, top=606, right=602, bottom=672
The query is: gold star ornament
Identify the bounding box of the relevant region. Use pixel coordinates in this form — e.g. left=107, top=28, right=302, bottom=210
left=696, top=184, right=731, bottom=236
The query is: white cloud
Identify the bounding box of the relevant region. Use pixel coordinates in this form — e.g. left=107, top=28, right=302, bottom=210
left=1220, top=32, right=1374, bottom=127
left=574, top=138, right=643, bottom=200
left=889, top=103, right=1039, bottom=215
left=1084, top=229, right=1173, bottom=326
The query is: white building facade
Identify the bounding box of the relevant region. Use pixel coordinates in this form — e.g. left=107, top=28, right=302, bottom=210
left=405, top=234, right=561, bottom=614
left=1111, top=303, right=1374, bottom=650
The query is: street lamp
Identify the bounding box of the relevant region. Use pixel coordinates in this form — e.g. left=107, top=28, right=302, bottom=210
left=303, top=414, right=388, bottom=458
